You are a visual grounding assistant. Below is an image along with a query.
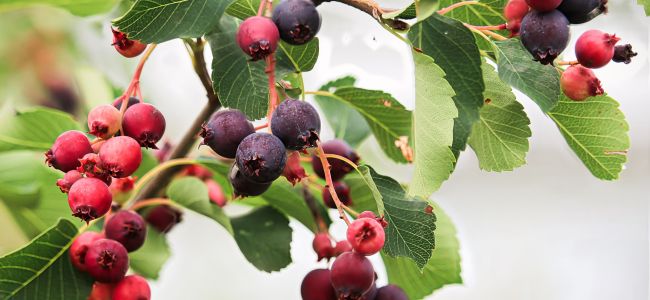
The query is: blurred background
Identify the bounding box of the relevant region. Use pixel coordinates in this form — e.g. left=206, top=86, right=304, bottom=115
left=0, top=0, right=648, bottom=299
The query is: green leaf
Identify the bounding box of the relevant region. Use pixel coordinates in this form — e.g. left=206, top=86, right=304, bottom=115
left=409, top=52, right=457, bottom=198
left=0, top=151, right=47, bottom=206
left=225, top=0, right=265, bottom=19
left=0, top=219, right=94, bottom=300
left=438, top=0, right=507, bottom=50
left=277, top=40, right=319, bottom=73
left=382, top=3, right=416, bottom=19
left=0, top=107, right=81, bottom=152
left=409, top=14, right=485, bottom=156
left=314, top=76, right=371, bottom=148
left=468, top=61, right=531, bottom=171
left=231, top=206, right=292, bottom=272
left=248, top=180, right=317, bottom=232
left=637, top=0, right=650, bottom=15
left=167, top=177, right=233, bottom=233
left=416, top=0, right=440, bottom=21
left=382, top=202, right=461, bottom=299
left=0, top=0, right=117, bottom=16
left=133, top=150, right=158, bottom=179
left=547, top=95, right=629, bottom=180
left=129, top=226, right=171, bottom=280
left=494, top=39, right=561, bottom=112
left=112, top=0, right=229, bottom=44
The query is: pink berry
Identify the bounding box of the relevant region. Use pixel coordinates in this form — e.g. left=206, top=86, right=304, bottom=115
left=206, top=179, right=227, bottom=207
left=560, top=65, right=604, bottom=101
left=88, top=282, right=115, bottom=300
left=105, top=210, right=147, bottom=252
left=312, top=233, right=333, bottom=261
left=346, top=218, right=385, bottom=256
left=45, top=130, right=93, bottom=172
left=330, top=252, right=375, bottom=299
left=113, top=275, right=151, bottom=300
left=99, top=136, right=142, bottom=178
left=112, top=28, right=147, bottom=58
left=575, top=30, right=620, bottom=69
left=333, top=240, right=353, bottom=256
left=145, top=205, right=182, bottom=233
left=375, top=285, right=408, bottom=300
left=358, top=211, right=388, bottom=228
left=122, top=103, right=166, bottom=149
left=301, top=269, right=337, bottom=300
left=504, top=0, right=529, bottom=36
left=56, top=170, right=82, bottom=193
left=236, top=16, right=280, bottom=61
left=69, top=231, right=104, bottom=272
left=68, top=178, right=113, bottom=222
left=88, top=104, right=121, bottom=139
left=525, top=0, right=561, bottom=12
left=84, top=239, right=129, bottom=283
left=322, top=182, right=352, bottom=209
left=77, top=153, right=112, bottom=185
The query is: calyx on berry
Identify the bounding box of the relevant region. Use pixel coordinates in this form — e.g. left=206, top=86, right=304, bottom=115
left=612, top=44, right=637, bottom=64
left=99, top=136, right=142, bottom=178
left=69, top=231, right=104, bottom=272
left=236, top=16, right=280, bottom=61
left=560, top=65, right=604, bottom=101
left=88, top=104, right=121, bottom=139
left=105, top=210, right=147, bottom=252
left=270, top=99, right=321, bottom=150
left=111, top=28, right=147, bottom=58
left=84, top=239, right=129, bottom=283
left=235, top=132, right=287, bottom=183
left=122, top=103, right=166, bottom=149
left=57, top=170, right=82, bottom=193
left=346, top=217, right=386, bottom=256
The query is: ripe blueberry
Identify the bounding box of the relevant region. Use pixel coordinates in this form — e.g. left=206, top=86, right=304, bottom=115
left=520, top=10, right=570, bottom=65
left=112, top=96, right=139, bottom=111
left=557, top=0, right=607, bottom=24
left=68, top=178, right=113, bottom=222
left=301, top=269, right=337, bottom=300
left=78, top=153, right=112, bottom=185
left=375, top=285, right=408, bottom=300
left=330, top=252, right=375, bottom=299
left=560, top=65, right=604, bottom=101
left=311, top=139, right=360, bottom=181
left=575, top=29, right=620, bottom=69
left=235, top=133, right=287, bottom=183
left=45, top=130, right=93, bottom=172
left=612, top=44, right=637, bottom=64
left=84, top=239, right=129, bottom=283
left=69, top=231, right=104, bottom=272
left=105, top=210, right=147, bottom=252
left=113, top=275, right=151, bottom=300
left=271, top=99, right=321, bottom=150
left=312, top=233, right=333, bottom=261
left=88, top=104, right=121, bottom=139
left=282, top=151, right=308, bottom=185
left=272, top=0, right=322, bottom=45
left=236, top=16, right=280, bottom=61
left=525, top=0, right=561, bottom=12
left=122, top=103, right=166, bottom=149
left=112, top=28, right=147, bottom=58
left=504, top=0, right=529, bottom=36
left=200, top=109, right=254, bottom=159
left=88, top=282, right=115, bottom=300
left=206, top=179, right=227, bottom=207
left=57, top=170, right=83, bottom=193
left=333, top=240, right=353, bottom=256
left=322, top=181, right=351, bottom=209
left=99, top=136, right=142, bottom=178
left=346, top=217, right=385, bottom=256
left=145, top=205, right=182, bottom=233
left=228, top=164, right=272, bottom=197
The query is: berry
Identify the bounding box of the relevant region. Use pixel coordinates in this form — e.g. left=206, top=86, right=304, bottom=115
left=109, top=177, right=135, bottom=195
left=84, top=239, right=129, bottom=283
left=122, top=103, right=166, bottom=149
left=236, top=16, right=279, bottom=61
left=575, top=30, right=620, bottom=69
left=333, top=240, right=353, bottom=256
left=145, top=205, right=182, bottom=233
left=330, top=252, right=375, bottom=299
left=322, top=182, right=351, bottom=209
left=229, top=164, right=272, bottom=197
left=346, top=218, right=385, bottom=255
left=301, top=269, right=337, bottom=300
left=200, top=110, right=254, bottom=159
left=272, top=0, right=322, bottom=45
left=311, top=139, right=360, bottom=181
left=358, top=211, right=376, bottom=219
left=57, top=170, right=82, bottom=193
left=612, top=44, right=637, bottom=64
left=560, top=65, right=604, bottom=101
left=68, top=178, right=112, bottom=222
left=181, top=164, right=214, bottom=180
left=520, top=10, right=570, bottom=65
left=45, top=130, right=93, bottom=172
left=557, top=0, right=607, bottom=24
left=99, top=136, right=142, bottom=178
left=525, top=0, right=561, bottom=12
left=206, top=179, right=227, bottom=207
left=504, top=0, right=529, bottom=36
left=88, top=104, right=121, bottom=139
left=112, top=96, right=140, bottom=111
left=375, top=285, right=408, bottom=300
left=152, top=140, right=173, bottom=162
left=113, top=275, right=151, bottom=300
left=271, top=99, right=321, bottom=150
left=88, top=282, right=115, bottom=300
left=69, top=231, right=104, bottom=272
left=282, top=151, right=307, bottom=185
left=235, top=133, right=287, bottom=183
left=105, top=210, right=147, bottom=252
left=92, top=140, right=105, bottom=154
left=78, top=153, right=112, bottom=185
left=312, top=233, right=333, bottom=261
left=359, top=284, right=378, bottom=300
left=112, top=28, right=147, bottom=58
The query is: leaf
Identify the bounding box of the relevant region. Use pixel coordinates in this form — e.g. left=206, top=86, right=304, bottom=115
left=409, top=52, right=457, bottom=198
left=0, top=0, right=117, bottom=16
left=494, top=39, right=561, bottom=112
left=133, top=150, right=158, bottom=179
left=167, top=177, right=233, bottom=233
left=637, top=0, right=650, bottom=15
left=382, top=202, right=461, bottom=299
left=438, top=0, right=507, bottom=50
left=0, top=151, right=47, bottom=207
left=0, top=219, right=94, bottom=300
left=277, top=40, right=319, bottom=73
left=547, top=95, right=629, bottom=180
left=468, top=61, right=531, bottom=171
left=409, top=14, right=485, bottom=156
left=225, top=0, right=266, bottom=19
left=416, top=0, right=440, bottom=21
left=112, top=0, right=229, bottom=44
left=231, top=206, right=292, bottom=272
left=0, top=107, right=81, bottom=152
left=129, top=226, right=171, bottom=280
left=248, top=180, right=317, bottom=232
left=383, top=3, right=416, bottom=19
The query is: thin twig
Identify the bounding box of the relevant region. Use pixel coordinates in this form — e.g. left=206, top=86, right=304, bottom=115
left=129, top=198, right=175, bottom=211
left=316, top=140, right=351, bottom=225
left=437, top=1, right=480, bottom=15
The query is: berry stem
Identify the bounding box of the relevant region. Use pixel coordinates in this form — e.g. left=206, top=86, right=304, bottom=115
left=301, top=182, right=330, bottom=233
left=129, top=158, right=197, bottom=206
left=437, top=1, right=480, bottom=15
left=340, top=203, right=360, bottom=217
left=316, top=140, right=351, bottom=226
left=256, top=0, right=266, bottom=16
left=465, top=25, right=508, bottom=41
left=324, top=154, right=360, bottom=170
left=118, top=44, right=158, bottom=134
left=129, top=198, right=175, bottom=211
left=254, top=123, right=269, bottom=130
left=331, top=0, right=410, bottom=30
left=557, top=60, right=580, bottom=66
left=467, top=24, right=507, bottom=31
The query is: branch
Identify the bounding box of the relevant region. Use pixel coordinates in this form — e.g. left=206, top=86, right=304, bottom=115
left=329, top=0, right=407, bottom=30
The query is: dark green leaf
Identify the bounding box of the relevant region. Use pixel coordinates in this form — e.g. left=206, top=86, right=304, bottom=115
left=277, top=40, right=319, bottom=73
left=0, top=107, right=81, bottom=152
left=133, top=150, right=158, bottom=179
left=129, top=226, right=171, bottom=279
left=247, top=180, right=317, bottom=232
left=167, top=177, right=232, bottom=233
left=438, top=0, right=507, bottom=50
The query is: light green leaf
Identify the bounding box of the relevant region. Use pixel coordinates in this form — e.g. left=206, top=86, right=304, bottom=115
left=438, top=0, right=507, bottom=50
left=167, top=177, right=233, bottom=233
left=133, top=150, right=158, bottom=179
left=248, top=180, right=317, bottom=232
left=468, top=61, right=531, bottom=171
left=277, top=40, right=319, bottom=73
left=225, top=0, right=267, bottom=19
left=382, top=3, right=416, bottom=19
left=637, top=0, right=650, bottom=15
left=416, top=0, right=439, bottom=21
left=0, top=0, right=117, bottom=16
left=129, top=226, right=171, bottom=280
left=548, top=95, right=629, bottom=180
left=0, top=107, right=81, bottom=152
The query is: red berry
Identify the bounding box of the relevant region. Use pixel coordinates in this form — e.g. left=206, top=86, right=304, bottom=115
left=99, top=136, right=142, bottom=178
left=282, top=151, right=307, bottom=186
left=375, top=285, right=408, bottom=300
left=312, top=233, right=333, bottom=261
left=525, top=0, right=561, bottom=11
left=359, top=284, right=378, bottom=300
left=105, top=210, right=147, bottom=252
left=333, top=240, right=353, bottom=256
left=301, top=269, right=337, bottom=300
left=68, top=178, right=112, bottom=222
left=88, top=104, right=121, bottom=139
left=311, top=139, right=360, bottom=181
left=181, top=164, right=213, bottom=180
left=78, top=153, right=112, bottom=185
left=330, top=252, right=375, bottom=299
left=206, top=179, right=227, bottom=207
left=112, top=28, right=147, bottom=58
left=346, top=218, right=385, bottom=256
left=236, top=16, right=280, bottom=61
left=69, top=231, right=104, bottom=272
left=113, top=275, right=151, bottom=300
left=45, top=130, right=93, bottom=172
left=575, top=30, right=620, bottom=69
left=84, top=239, right=129, bottom=283
left=122, top=103, right=166, bottom=149
left=145, top=205, right=182, bottom=233
left=504, top=0, right=529, bottom=36
left=57, top=170, right=82, bottom=193
left=88, top=282, right=115, bottom=300
left=322, top=181, right=351, bottom=209
left=358, top=211, right=376, bottom=219
left=560, top=65, right=604, bottom=101
left=109, top=177, right=135, bottom=195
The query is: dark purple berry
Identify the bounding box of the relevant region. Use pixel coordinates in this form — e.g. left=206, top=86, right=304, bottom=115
left=520, top=10, right=570, bottom=65
left=84, top=239, right=129, bottom=283
left=375, top=285, right=408, bottom=300
left=145, top=205, right=182, bottom=233
left=322, top=181, right=351, bottom=209
left=612, top=44, right=637, bottom=64
left=330, top=252, right=375, bottom=299
left=525, top=0, right=561, bottom=12
left=271, top=99, right=321, bottom=150
left=272, top=0, right=322, bottom=45
left=235, top=133, right=287, bottom=183
left=45, top=130, right=93, bottom=172
left=557, top=0, right=607, bottom=24
left=301, top=269, right=337, bottom=300
left=122, top=103, right=166, bottom=149
left=311, top=139, right=359, bottom=181
left=237, top=16, right=280, bottom=61
left=200, top=109, right=254, bottom=159
left=105, top=210, right=147, bottom=252
left=229, top=164, right=272, bottom=197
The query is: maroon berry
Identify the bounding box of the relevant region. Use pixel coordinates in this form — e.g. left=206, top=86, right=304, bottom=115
left=57, top=170, right=82, bottom=193
left=200, top=110, right=254, bottom=159
left=301, top=269, right=337, bottom=300
left=99, top=136, right=142, bottom=178
left=84, top=239, right=129, bottom=283
left=229, top=164, right=272, bottom=197
left=311, top=139, right=360, bottom=181
left=520, top=10, right=570, bottom=65
left=333, top=240, right=353, bottom=256
left=105, top=210, right=147, bottom=252
left=359, top=284, right=378, bottom=300
left=206, top=179, right=227, bottom=207
left=112, top=96, right=140, bottom=111
left=322, top=181, right=351, bottom=209
left=612, top=44, right=637, bottom=64
left=122, top=103, right=166, bottom=149
left=283, top=151, right=307, bottom=185
left=375, top=285, right=408, bottom=300
left=312, top=233, right=333, bottom=261
left=109, top=177, right=135, bottom=195
left=78, top=153, right=112, bottom=185
left=235, top=133, right=287, bottom=183
left=68, top=178, right=112, bottom=222
left=145, top=205, right=182, bottom=233
left=575, top=30, right=620, bottom=69
left=236, top=16, right=280, bottom=60
left=504, top=0, right=529, bottom=36
left=69, top=231, right=104, bottom=272
left=525, top=0, right=561, bottom=12
left=181, top=164, right=213, bottom=180
left=112, top=28, right=147, bottom=58
left=88, top=282, right=115, bottom=300
left=113, top=275, right=151, bottom=300
left=88, top=104, right=121, bottom=139
left=330, top=252, right=375, bottom=299
left=271, top=99, right=321, bottom=150
left=347, top=218, right=385, bottom=256
left=560, top=65, right=604, bottom=101
left=45, top=130, right=93, bottom=172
